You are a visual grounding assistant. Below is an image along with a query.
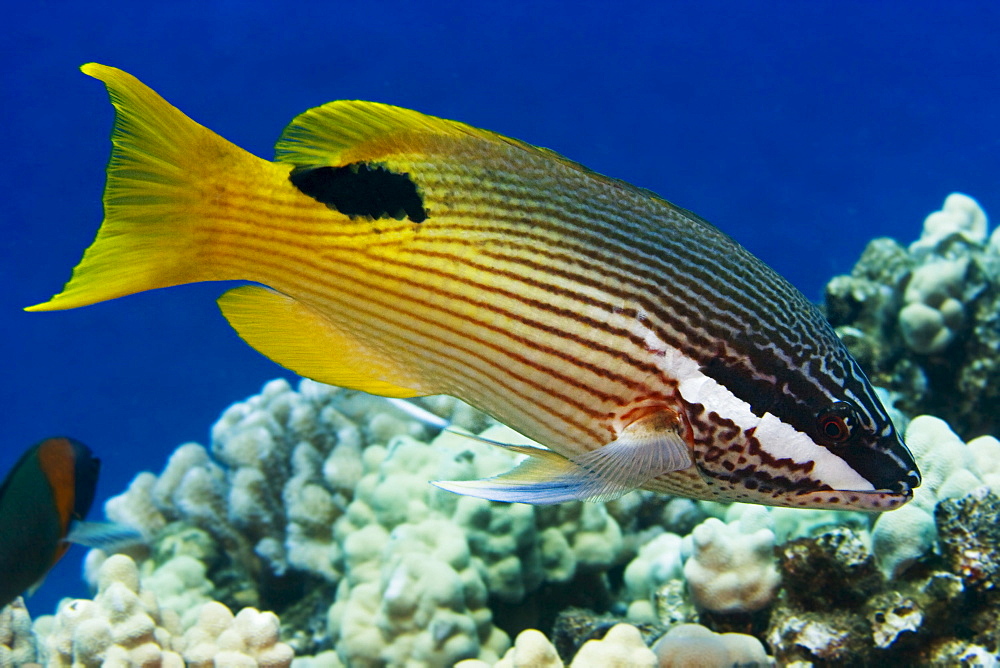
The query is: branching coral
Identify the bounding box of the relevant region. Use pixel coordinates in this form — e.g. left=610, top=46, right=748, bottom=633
left=681, top=510, right=781, bottom=615
left=85, top=380, right=631, bottom=664
left=825, top=192, right=1000, bottom=437
left=0, top=598, right=35, bottom=666
left=33, top=554, right=293, bottom=667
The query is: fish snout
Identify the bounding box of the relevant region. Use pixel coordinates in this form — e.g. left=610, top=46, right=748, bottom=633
left=902, top=467, right=921, bottom=492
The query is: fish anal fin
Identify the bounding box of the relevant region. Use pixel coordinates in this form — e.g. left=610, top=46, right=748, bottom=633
left=433, top=447, right=587, bottom=505
left=434, top=409, right=692, bottom=504
left=217, top=286, right=425, bottom=398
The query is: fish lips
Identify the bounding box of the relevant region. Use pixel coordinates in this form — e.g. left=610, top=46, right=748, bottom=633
left=830, top=433, right=921, bottom=497
left=803, top=434, right=920, bottom=510
left=691, top=424, right=920, bottom=510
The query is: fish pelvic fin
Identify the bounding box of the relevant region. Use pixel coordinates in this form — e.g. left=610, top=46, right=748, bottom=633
left=434, top=409, right=693, bottom=504
left=433, top=445, right=587, bottom=505
left=26, top=64, right=279, bottom=312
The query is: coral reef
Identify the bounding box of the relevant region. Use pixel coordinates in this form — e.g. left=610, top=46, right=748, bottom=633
left=180, top=602, right=293, bottom=668
left=569, top=623, right=657, bottom=667
left=652, top=623, right=771, bottom=667
left=0, top=597, right=35, bottom=666
left=870, top=414, right=1000, bottom=578
left=11, top=382, right=997, bottom=666
left=680, top=509, right=781, bottom=615
left=83, top=380, right=637, bottom=664
left=327, top=516, right=508, bottom=667
left=767, top=488, right=1000, bottom=665
left=825, top=192, right=1000, bottom=438
left=622, top=532, right=684, bottom=623
left=15, top=189, right=1000, bottom=666
left=32, top=554, right=292, bottom=667
left=457, top=623, right=658, bottom=668
left=15, top=374, right=993, bottom=665
left=457, top=628, right=561, bottom=668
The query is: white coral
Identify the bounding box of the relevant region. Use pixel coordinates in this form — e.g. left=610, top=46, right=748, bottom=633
left=911, top=192, right=988, bottom=256
left=871, top=415, right=996, bottom=577
left=622, top=532, right=684, bottom=623
left=493, top=629, right=562, bottom=668
left=898, top=258, right=969, bottom=354
left=570, top=623, right=657, bottom=668
left=328, top=517, right=508, bottom=667
left=681, top=512, right=781, bottom=614
left=35, top=554, right=185, bottom=667
left=181, top=603, right=293, bottom=668
left=87, top=380, right=635, bottom=666
left=35, top=554, right=293, bottom=667
left=898, top=193, right=990, bottom=354
left=653, top=623, right=772, bottom=667
left=0, top=598, right=36, bottom=666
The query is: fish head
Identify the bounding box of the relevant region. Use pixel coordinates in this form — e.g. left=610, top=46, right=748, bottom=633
left=682, top=345, right=921, bottom=511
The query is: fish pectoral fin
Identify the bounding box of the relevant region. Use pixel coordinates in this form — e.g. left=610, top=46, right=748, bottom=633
left=217, top=286, right=426, bottom=398
left=434, top=410, right=693, bottom=504
left=66, top=521, right=145, bottom=551
left=567, top=408, right=694, bottom=501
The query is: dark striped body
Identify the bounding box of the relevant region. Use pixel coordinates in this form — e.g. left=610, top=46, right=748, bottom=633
left=29, top=65, right=921, bottom=509
left=213, top=130, right=916, bottom=508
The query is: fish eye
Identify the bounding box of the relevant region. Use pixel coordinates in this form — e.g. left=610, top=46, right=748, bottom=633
left=816, top=401, right=858, bottom=445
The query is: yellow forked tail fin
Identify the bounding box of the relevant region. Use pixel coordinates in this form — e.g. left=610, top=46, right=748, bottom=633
left=26, top=64, right=272, bottom=312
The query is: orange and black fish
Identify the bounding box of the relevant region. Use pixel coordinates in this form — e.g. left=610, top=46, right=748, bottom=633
left=28, top=65, right=920, bottom=511
left=0, top=438, right=137, bottom=609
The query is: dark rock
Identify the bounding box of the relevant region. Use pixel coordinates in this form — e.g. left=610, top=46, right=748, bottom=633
left=777, top=527, right=882, bottom=608
left=550, top=607, right=661, bottom=663
left=935, top=489, right=1000, bottom=591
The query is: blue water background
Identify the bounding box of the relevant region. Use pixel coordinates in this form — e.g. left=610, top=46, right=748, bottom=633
left=3, top=1, right=998, bottom=616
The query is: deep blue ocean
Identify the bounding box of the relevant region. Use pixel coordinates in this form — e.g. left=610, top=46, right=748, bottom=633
left=3, top=1, right=998, bottom=616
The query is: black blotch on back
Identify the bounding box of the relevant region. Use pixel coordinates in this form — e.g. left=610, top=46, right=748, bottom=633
left=290, top=162, right=427, bottom=223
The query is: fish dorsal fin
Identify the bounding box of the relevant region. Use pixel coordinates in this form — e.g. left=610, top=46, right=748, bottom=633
left=274, top=100, right=591, bottom=174
left=434, top=408, right=693, bottom=504
left=275, top=100, right=487, bottom=167
left=217, top=285, right=426, bottom=398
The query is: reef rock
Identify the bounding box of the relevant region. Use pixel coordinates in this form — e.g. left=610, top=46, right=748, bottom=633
left=825, top=192, right=1000, bottom=438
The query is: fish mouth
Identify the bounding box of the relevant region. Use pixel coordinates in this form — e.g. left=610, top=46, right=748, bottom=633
left=902, top=468, right=922, bottom=490
left=828, top=436, right=921, bottom=499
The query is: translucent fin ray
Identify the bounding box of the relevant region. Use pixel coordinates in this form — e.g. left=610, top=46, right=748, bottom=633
left=66, top=521, right=144, bottom=551
left=434, top=409, right=692, bottom=504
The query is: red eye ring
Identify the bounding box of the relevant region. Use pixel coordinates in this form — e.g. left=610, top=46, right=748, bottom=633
left=821, top=415, right=850, bottom=442
left=817, top=402, right=857, bottom=444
